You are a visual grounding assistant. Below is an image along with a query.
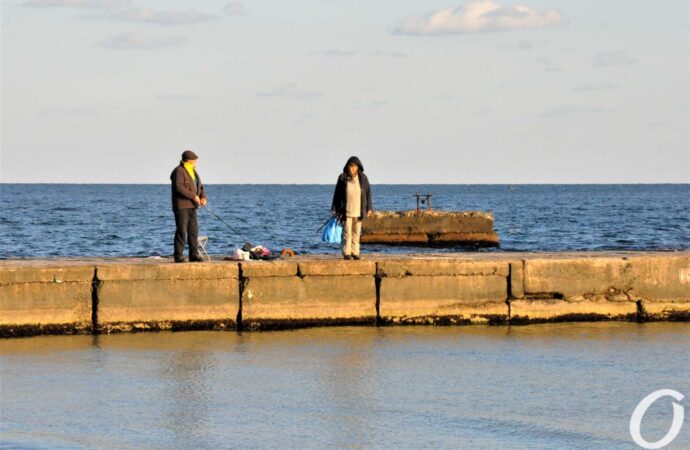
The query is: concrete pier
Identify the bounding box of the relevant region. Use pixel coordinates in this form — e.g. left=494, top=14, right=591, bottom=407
left=1, top=251, right=689, bottom=337
left=361, top=211, right=500, bottom=247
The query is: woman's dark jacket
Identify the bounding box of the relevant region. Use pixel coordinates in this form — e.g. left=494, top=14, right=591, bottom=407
left=331, top=156, right=372, bottom=220
left=170, top=162, right=206, bottom=211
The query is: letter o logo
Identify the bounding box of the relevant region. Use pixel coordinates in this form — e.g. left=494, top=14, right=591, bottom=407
left=630, top=389, right=685, bottom=449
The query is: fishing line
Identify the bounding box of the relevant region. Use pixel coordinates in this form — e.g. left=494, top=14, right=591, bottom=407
left=202, top=205, right=251, bottom=243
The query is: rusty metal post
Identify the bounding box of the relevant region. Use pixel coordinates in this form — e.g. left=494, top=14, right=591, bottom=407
left=413, top=193, right=433, bottom=211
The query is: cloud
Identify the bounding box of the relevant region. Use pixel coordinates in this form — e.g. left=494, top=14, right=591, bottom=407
left=354, top=100, right=389, bottom=112
left=37, top=107, right=102, bottom=117
left=370, top=50, right=407, bottom=58
left=311, top=49, right=406, bottom=58
left=156, top=94, right=199, bottom=101
left=323, top=49, right=356, bottom=57
left=534, top=56, right=554, bottom=65
left=592, top=50, right=638, bottom=67
left=309, top=49, right=356, bottom=57
left=393, top=1, right=563, bottom=36
left=100, top=33, right=187, bottom=49
left=573, top=82, right=618, bottom=93
left=223, top=2, right=246, bottom=16
left=23, top=0, right=130, bottom=8
left=111, top=8, right=215, bottom=25
left=256, top=83, right=323, bottom=101
left=540, top=104, right=612, bottom=118
left=498, top=40, right=533, bottom=50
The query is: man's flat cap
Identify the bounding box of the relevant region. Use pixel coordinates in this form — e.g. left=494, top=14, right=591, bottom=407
left=181, top=150, right=199, bottom=161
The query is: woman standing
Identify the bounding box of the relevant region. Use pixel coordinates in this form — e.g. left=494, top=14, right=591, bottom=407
left=331, top=156, right=372, bottom=260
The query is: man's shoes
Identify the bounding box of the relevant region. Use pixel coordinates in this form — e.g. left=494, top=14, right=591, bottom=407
left=344, top=255, right=352, bottom=260
left=352, top=255, right=361, bottom=260
left=190, top=255, right=205, bottom=262
left=174, top=258, right=186, bottom=263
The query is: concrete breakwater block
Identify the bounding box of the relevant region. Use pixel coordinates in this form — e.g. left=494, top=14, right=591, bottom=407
left=95, top=261, right=238, bottom=332
left=510, top=253, right=690, bottom=322
left=0, top=262, right=95, bottom=336
left=377, top=258, right=509, bottom=324
left=361, top=210, right=499, bottom=247
left=0, top=252, right=688, bottom=337
left=240, top=260, right=377, bottom=329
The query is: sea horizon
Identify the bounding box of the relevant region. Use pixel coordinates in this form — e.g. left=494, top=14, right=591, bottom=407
left=2, top=181, right=689, bottom=186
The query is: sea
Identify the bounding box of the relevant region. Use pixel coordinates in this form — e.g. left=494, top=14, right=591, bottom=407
left=1, top=324, right=690, bottom=449
left=1, top=184, right=689, bottom=449
left=0, top=184, right=688, bottom=257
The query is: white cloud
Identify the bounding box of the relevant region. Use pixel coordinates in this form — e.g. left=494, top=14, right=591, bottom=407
left=256, top=83, right=323, bottom=101
left=534, top=56, right=554, bottom=65
left=156, top=94, right=199, bottom=101
left=100, top=33, right=187, bottom=49
left=591, top=50, right=638, bottom=67
left=498, top=40, right=533, bottom=50
left=23, top=0, right=130, bottom=8
left=313, top=49, right=356, bottom=57
left=540, top=104, right=612, bottom=118
left=573, top=82, right=618, bottom=93
left=324, top=49, right=356, bottom=57
left=370, top=50, right=407, bottom=58
left=223, top=2, right=246, bottom=16
left=111, top=8, right=215, bottom=25
left=393, top=1, right=563, bottom=36
left=37, top=107, right=101, bottom=117
left=311, top=49, right=406, bottom=58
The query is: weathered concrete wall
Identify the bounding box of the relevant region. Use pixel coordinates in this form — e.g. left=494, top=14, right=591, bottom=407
left=0, top=264, right=94, bottom=335
left=240, top=260, right=377, bottom=329
left=361, top=211, right=500, bottom=247
left=378, top=259, right=509, bottom=324
left=1, top=252, right=688, bottom=337
left=95, top=261, right=238, bottom=332
left=512, top=253, right=690, bottom=322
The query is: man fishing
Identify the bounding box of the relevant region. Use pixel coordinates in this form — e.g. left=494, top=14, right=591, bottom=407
left=170, top=150, right=207, bottom=263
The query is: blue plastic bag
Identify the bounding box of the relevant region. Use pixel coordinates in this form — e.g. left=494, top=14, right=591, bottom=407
left=322, top=216, right=343, bottom=244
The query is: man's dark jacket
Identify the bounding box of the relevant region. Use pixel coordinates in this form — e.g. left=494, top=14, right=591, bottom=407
left=331, top=156, right=372, bottom=220
left=170, top=162, right=206, bottom=211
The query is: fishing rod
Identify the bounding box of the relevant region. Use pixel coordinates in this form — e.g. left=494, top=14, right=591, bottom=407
left=316, top=214, right=335, bottom=233
left=201, top=205, right=251, bottom=243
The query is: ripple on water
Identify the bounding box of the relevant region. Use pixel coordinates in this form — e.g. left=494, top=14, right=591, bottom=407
left=0, top=184, right=688, bottom=257
left=1, top=324, right=689, bottom=448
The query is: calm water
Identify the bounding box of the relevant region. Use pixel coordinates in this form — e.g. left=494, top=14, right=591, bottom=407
left=1, top=323, right=690, bottom=449
left=0, top=184, right=688, bottom=258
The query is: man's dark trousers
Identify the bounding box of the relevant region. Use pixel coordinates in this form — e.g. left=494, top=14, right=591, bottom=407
left=174, top=207, right=200, bottom=261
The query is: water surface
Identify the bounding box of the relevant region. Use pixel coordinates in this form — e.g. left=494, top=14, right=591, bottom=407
left=1, top=184, right=688, bottom=257
left=2, top=323, right=690, bottom=449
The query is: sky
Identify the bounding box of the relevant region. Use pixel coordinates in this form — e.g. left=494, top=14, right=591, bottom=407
left=1, top=0, right=688, bottom=184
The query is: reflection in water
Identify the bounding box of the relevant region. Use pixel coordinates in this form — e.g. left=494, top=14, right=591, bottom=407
left=318, top=330, right=379, bottom=448
left=1, top=323, right=690, bottom=449
left=159, top=348, right=213, bottom=448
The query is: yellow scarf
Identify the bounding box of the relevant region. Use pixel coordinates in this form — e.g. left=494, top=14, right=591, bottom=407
left=182, top=161, right=196, bottom=181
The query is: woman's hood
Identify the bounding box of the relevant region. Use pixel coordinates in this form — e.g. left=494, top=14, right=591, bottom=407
left=343, top=156, right=364, bottom=173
